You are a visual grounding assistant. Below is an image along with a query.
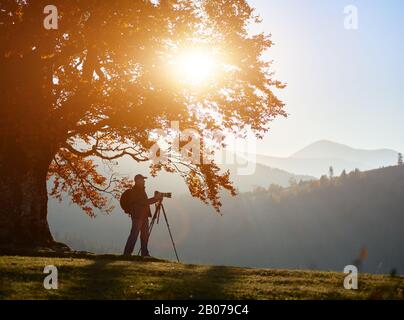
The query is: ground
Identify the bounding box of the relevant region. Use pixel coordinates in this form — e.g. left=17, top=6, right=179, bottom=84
left=0, top=253, right=403, bottom=300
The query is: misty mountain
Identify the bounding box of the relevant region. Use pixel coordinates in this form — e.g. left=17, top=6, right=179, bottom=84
left=248, top=140, right=399, bottom=177
left=221, top=161, right=314, bottom=192
left=106, top=150, right=315, bottom=196
left=49, top=165, right=404, bottom=274
left=292, top=140, right=398, bottom=165
left=141, top=161, right=314, bottom=194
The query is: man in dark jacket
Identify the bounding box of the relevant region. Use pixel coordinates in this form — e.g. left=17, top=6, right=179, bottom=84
left=123, top=174, right=163, bottom=257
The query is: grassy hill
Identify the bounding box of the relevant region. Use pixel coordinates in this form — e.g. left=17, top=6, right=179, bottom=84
left=1, top=253, right=403, bottom=300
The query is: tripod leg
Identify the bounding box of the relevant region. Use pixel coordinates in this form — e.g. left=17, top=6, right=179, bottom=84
left=161, top=204, right=180, bottom=263
left=137, top=202, right=161, bottom=256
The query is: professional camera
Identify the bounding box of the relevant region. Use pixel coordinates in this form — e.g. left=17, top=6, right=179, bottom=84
left=157, top=191, right=172, bottom=198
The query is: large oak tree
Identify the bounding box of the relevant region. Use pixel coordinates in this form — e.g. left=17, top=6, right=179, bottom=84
left=0, top=0, right=285, bottom=247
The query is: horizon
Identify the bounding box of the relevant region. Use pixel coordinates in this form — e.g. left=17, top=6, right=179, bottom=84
left=239, top=139, right=402, bottom=158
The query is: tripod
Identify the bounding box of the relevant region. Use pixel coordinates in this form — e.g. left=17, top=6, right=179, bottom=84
left=138, top=200, right=180, bottom=262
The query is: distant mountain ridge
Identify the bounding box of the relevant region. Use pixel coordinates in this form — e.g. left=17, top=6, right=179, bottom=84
left=222, top=161, right=314, bottom=192
left=291, top=140, right=398, bottom=164
left=245, top=140, right=399, bottom=178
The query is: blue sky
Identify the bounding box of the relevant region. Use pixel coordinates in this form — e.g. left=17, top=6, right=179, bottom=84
left=248, top=0, right=404, bottom=156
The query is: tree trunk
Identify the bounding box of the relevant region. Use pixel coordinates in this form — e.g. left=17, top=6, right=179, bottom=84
left=0, top=48, right=68, bottom=249
left=0, top=140, right=54, bottom=247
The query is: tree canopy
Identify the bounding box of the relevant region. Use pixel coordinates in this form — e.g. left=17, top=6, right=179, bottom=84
left=0, top=0, right=285, bottom=216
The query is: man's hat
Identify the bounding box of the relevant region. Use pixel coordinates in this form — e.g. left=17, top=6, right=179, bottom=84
left=134, top=174, right=148, bottom=181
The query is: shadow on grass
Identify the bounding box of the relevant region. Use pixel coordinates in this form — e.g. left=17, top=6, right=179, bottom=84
left=1, top=249, right=241, bottom=299
left=147, top=264, right=240, bottom=300
left=0, top=261, right=50, bottom=299
left=59, top=258, right=138, bottom=299
left=42, top=261, right=241, bottom=300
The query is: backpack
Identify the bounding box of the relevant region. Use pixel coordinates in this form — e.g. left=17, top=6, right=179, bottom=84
left=120, top=188, right=133, bottom=214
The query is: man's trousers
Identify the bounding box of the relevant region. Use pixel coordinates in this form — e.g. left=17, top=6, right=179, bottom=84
left=123, top=215, right=150, bottom=256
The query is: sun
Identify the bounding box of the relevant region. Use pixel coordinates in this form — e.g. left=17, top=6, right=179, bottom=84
left=170, top=49, right=216, bottom=85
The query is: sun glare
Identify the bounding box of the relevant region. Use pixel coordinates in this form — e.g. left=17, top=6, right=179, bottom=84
left=171, top=49, right=216, bottom=85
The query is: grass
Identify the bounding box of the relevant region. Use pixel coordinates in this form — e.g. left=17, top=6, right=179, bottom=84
left=0, top=254, right=403, bottom=300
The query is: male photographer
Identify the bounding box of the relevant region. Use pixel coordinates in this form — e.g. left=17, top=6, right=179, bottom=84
left=123, top=174, right=163, bottom=257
